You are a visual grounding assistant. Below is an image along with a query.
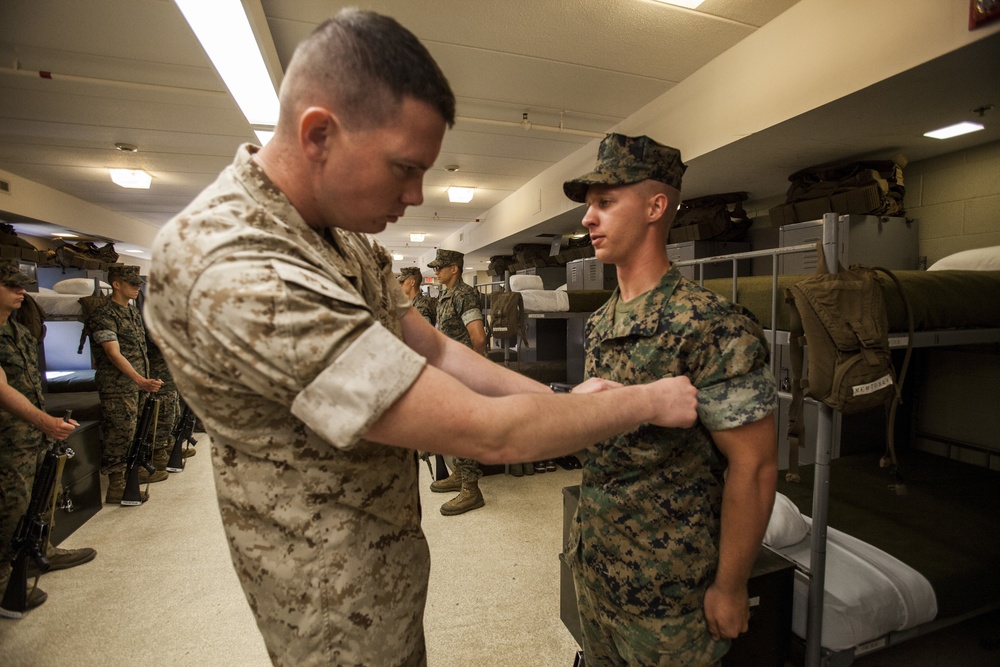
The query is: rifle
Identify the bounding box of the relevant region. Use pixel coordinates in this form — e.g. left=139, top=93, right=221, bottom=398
left=121, top=394, right=159, bottom=506
left=0, top=411, right=74, bottom=619
left=166, top=399, right=198, bottom=473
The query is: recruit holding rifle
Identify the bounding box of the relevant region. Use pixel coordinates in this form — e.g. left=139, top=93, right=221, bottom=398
left=0, top=411, right=74, bottom=618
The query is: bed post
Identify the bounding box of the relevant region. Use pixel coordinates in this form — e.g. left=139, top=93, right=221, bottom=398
left=805, top=212, right=840, bottom=667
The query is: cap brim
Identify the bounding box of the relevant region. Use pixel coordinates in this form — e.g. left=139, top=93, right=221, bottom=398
left=563, top=171, right=646, bottom=203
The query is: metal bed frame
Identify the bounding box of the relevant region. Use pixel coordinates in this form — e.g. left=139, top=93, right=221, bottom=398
left=675, top=212, right=1000, bottom=667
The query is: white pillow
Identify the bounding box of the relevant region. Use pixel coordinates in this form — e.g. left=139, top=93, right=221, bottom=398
left=37, top=286, right=57, bottom=295
left=509, top=274, right=545, bottom=292
left=927, top=246, right=1000, bottom=271
left=763, top=492, right=810, bottom=549
left=52, top=278, right=111, bottom=295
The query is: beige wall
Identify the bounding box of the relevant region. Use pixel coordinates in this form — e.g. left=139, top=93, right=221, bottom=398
left=904, top=139, right=1000, bottom=265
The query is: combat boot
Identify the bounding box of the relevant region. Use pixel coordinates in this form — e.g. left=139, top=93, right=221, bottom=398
left=152, top=449, right=170, bottom=471
left=26, top=545, right=96, bottom=578
left=440, top=480, right=485, bottom=516
left=429, top=468, right=463, bottom=493
left=138, top=468, right=168, bottom=484
left=104, top=471, right=149, bottom=505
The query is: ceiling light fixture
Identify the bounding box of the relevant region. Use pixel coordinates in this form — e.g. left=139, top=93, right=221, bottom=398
left=410, top=233, right=426, bottom=243
left=173, top=0, right=279, bottom=127
left=109, top=168, right=152, bottom=189
left=447, top=186, right=475, bottom=203
left=923, top=121, right=985, bottom=140
left=391, top=252, right=404, bottom=261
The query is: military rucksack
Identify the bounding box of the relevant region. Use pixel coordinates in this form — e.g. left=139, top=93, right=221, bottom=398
left=77, top=294, right=111, bottom=356
left=488, top=290, right=528, bottom=348
left=784, top=251, right=913, bottom=491
left=11, top=293, right=46, bottom=344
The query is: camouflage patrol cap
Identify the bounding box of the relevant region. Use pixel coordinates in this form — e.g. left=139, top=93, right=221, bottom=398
left=427, top=249, right=464, bottom=269
left=107, top=264, right=144, bottom=285
left=398, top=266, right=424, bottom=283
left=0, top=259, right=34, bottom=288
left=563, top=133, right=687, bottom=203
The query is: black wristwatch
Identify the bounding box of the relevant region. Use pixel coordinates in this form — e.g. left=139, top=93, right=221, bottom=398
left=549, top=382, right=574, bottom=393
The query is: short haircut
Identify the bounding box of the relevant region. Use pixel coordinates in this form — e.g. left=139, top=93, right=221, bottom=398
left=281, top=8, right=456, bottom=130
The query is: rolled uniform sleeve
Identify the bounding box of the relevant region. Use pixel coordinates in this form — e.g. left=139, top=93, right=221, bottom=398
left=694, top=315, right=777, bottom=431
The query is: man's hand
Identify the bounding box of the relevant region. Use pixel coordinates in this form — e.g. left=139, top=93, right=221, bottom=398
left=138, top=377, right=164, bottom=393
left=570, top=377, right=623, bottom=394
left=41, top=414, right=79, bottom=440
left=703, top=582, right=750, bottom=641
left=647, top=375, right=698, bottom=428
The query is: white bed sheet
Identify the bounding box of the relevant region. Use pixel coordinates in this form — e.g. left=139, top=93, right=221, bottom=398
left=34, top=292, right=84, bottom=318
left=776, top=514, right=937, bottom=651
left=520, top=289, right=569, bottom=313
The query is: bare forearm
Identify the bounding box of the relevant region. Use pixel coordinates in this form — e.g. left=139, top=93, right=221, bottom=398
left=715, top=460, right=777, bottom=592
left=0, top=384, right=50, bottom=431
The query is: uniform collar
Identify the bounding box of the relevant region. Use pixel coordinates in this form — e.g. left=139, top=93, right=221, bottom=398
left=233, top=144, right=362, bottom=281
left=592, top=265, right=683, bottom=340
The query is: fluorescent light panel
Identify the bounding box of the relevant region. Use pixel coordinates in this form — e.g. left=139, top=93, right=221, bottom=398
left=410, top=233, right=426, bottom=243
left=923, top=121, right=985, bottom=140
left=447, top=186, right=475, bottom=203
left=174, top=0, right=279, bottom=127
left=109, top=168, right=151, bottom=189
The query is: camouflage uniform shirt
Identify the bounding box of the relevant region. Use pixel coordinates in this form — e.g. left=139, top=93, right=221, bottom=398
left=571, top=266, right=776, bottom=634
left=435, top=279, right=482, bottom=347
left=411, top=292, right=437, bottom=326
left=145, top=145, right=429, bottom=666
left=90, top=297, right=150, bottom=395
left=0, top=320, right=45, bottom=457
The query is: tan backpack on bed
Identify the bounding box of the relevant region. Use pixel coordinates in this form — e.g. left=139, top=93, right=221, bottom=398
left=784, top=251, right=913, bottom=492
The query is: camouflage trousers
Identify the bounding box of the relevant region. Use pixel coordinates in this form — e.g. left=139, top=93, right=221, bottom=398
left=572, top=575, right=728, bottom=667
left=453, top=457, right=482, bottom=482
left=153, top=387, right=180, bottom=456
left=0, top=441, right=43, bottom=590
left=99, top=391, right=146, bottom=472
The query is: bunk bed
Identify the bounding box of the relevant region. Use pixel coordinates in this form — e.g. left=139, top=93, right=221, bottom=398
left=32, top=278, right=106, bottom=418
left=674, top=214, right=1000, bottom=667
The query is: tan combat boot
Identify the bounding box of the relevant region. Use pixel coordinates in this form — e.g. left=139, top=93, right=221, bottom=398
left=138, top=468, right=169, bottom=483
left=104, top=470, right=149, bottom=505
left=429, top=468, right=463, bottom=493
left=152, top=449, right=170, bottom=471
left=440, top=480, right=485, bottom=516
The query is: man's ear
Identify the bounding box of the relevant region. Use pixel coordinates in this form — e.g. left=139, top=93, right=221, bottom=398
left=299, top=107, right=340, bottom=162
left=647, top=192, right=669, bottom=224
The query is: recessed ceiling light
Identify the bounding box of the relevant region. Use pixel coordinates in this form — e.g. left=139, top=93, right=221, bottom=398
left=114, top=143, right=138, bottom=152
left=447, top=186, right=475, bottom=203
left=109, top=168, right=152, bottom=189
left=391, top=252, right=404, bottom=261
left=410, top=233, right=426, bottom=243
left=923, top=121, right=985, bottom=140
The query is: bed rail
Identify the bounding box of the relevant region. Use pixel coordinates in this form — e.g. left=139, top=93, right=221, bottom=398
left=674, top=212, right=841, bottom=667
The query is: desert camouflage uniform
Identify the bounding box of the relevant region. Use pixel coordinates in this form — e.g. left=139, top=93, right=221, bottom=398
left=434, top=280, right=483, bottom=482
left=569, top=266, right=777, bottom=667
left=411, top=292, right=437, bottom=326
left=89, top=297, right=151, bottom=472
left=0, top=320, right=47, bottom=589
left=146, top=144, right=430, bottom=667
